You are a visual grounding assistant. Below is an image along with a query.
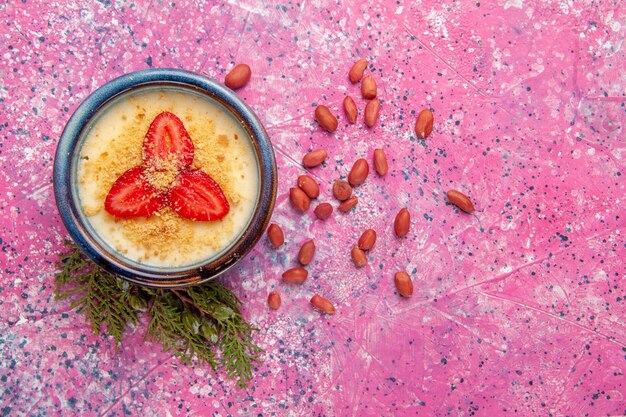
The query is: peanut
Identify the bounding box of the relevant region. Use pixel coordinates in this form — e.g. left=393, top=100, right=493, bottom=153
left=267, top=223, right=284, bottom=248
left=394, top=271, right=413, bottom=297
left=298, top=240, right=316, bottom=266
left=358, top=229, right=377, bottom=251
left=394, top=208, right=410, bottom=237
left=415, top=108, right=434, bottom=139
left=282, top=267, right=308, bottom=283
left=364, top=98, right=380, bottom=127
left=338, top=196, right=358, bottom=213
left=348, top=58, right=368, bottom=83
left=302, top=149, right=328, bottom=168
left=373, top=148, right=388, bottom=176
left=348, top=158, right=369, bottom=187
left=314, top=202, right=333, bottom=220
left=290, top=187, right=311, bottom=212
left=332, top=179, right=352, bottom=201
left=224, top=64, right=251, bottom=90
left=310, top=294, right=336, bottom=315
left=267, top=291, right=282, bottom=309
left=343, top=96, right=358, bottom=124
left=447, top=189, right=475, bottom=213
left=351, top=245, right=367, bottom=268
left=315, top=105, right=338, bottom=132
left=361, top=75, right=377, bottom=99
left=297, top=175, right=320, bottom=199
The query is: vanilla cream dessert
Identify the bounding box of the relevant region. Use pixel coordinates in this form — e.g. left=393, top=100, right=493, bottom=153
left=76, top=88, right=259, bottom=268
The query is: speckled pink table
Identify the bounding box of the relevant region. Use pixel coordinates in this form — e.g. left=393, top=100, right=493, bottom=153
left=2, top=1, right=626, bottom=416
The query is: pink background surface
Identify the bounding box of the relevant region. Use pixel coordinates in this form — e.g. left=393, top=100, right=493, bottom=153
left=1, top=1, right=626, bottom=416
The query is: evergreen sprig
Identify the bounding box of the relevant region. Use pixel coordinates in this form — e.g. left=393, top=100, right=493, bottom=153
left=54, top=240, right=262, bottom=388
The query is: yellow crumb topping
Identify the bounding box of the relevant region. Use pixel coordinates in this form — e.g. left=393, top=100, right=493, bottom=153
left=117, top=206, right=235, bottom=264
left=144, top=158, right=181, bottom=192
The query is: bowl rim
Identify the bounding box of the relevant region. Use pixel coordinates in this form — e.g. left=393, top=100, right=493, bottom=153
left=53, top=68, right=277, bottom=288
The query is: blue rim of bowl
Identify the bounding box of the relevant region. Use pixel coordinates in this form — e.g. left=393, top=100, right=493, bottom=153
left=53, top=68, right=277, bottom=288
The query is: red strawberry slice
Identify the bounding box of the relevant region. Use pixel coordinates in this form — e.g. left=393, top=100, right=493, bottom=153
left=142, top=112, right=194, bottom=170
left=168, top=170, right=230, bottom=221
left=104, top=166, right=165, bottom=218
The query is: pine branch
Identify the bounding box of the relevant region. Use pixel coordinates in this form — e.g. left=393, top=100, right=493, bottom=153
left=185, top=285, right=262, bottom=388
left=144, top=290, right=219, bottom=369
left=54, top=240, right=262, bottom=388
left=55, top=241, right=139, bottom=345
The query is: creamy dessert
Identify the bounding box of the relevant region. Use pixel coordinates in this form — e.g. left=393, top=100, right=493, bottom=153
left=76, top=88, right=259, bottom=268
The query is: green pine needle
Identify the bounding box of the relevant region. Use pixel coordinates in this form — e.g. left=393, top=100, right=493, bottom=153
left=54, top=240, right=262, bottom=388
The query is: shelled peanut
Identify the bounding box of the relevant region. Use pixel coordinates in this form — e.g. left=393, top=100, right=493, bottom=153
left=282, top=267, right=308, bottom=283
left=297, top=175, right=319, bottom=199
left=224, top=64, right=251, bottom=89
left=358, top=229, right=376, bottom=251
left=314, top=202, right=333, bottom=220
left=351, top=245, right=367, bottom=268
left=267, top=223, right=284, bottom=248
left=364, top=99, right=380, bottom=127
left=343, top=96, right=358, bottom=124
left=310, top=294, right=336, bottom=315
left=394, top=208, right=410, bottom=238
left=447, top=190, right=475, bottom=213
left=348, top=58, right=368, bottom=83
left=348, top=159, right=369, bottom=187
left=297, top=240, right=316, bottom=266
left=289, top=187, right=310, bottom=212
left=267, top=291, right=282, bottom=310
left=394, top=272, right=413, bottom=298
left=302, top=149, right=327, bottom=168
left=373, top=148, right=388, bottom=176
left=415, top=109, right=434, bottom=139
left=361, top=75, right=377, bottom=99
left=332, top=180, right=352, bottom=201
left=315, top=105, right=338, bottom=132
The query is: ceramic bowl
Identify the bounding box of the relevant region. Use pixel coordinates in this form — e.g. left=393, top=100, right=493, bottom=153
left=54, top=68, right=277, bottom=288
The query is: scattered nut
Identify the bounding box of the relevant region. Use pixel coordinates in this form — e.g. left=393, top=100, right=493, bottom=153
left=348, top=158, right=369, bottom=187
left=224, top=63, right=251, bottom=89
left=314, top=202, right=333, bottom=220
left=348, top=58, right=368, bottom=83
left=394, top=271, right=413, bottom=297
left=343, top=96, right=358, bottom=124
left=297, top=175, right=320, bottom=199
left=415, top=108, right=434, bottom=139
left=282, top=267, right=308, bottom=283
left=290, top=187, right=311, bottom=212
left=267, top=223, right=284, bottom=248
left=267, top=291, right=282, bottom=309
left=358, top=229, right=377, bottom=251
left=351, top=245, right=367, bottom=268
left=315, top=105, right=338, bottom=132
left=373, top=148, right=388, bottom=176
left=298, top=240, right=316, bottom=266
left=310, top=294, right=336, bottom=314
left=302, top=149, right=328, bottom=168
left=332, top=179, right=352, bottom=201
left=361, top=75, right=377, bottom=99
left=447, top=189, right=475, bottom=213
left=394, top=208, right=410, bottom=237
left=338, top=196, right=358, bottom=213
left=364, top=98, right=380, bottom=127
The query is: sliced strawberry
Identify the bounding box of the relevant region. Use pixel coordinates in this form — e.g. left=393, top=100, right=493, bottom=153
left=142, top=112, right=194, bottom=170
left=104, top=166, right=165, bottom=218
left=168, top=170, right=230, bottom=221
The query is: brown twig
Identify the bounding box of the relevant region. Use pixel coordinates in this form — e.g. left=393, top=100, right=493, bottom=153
left=171, top=289, right=208, bottom=318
